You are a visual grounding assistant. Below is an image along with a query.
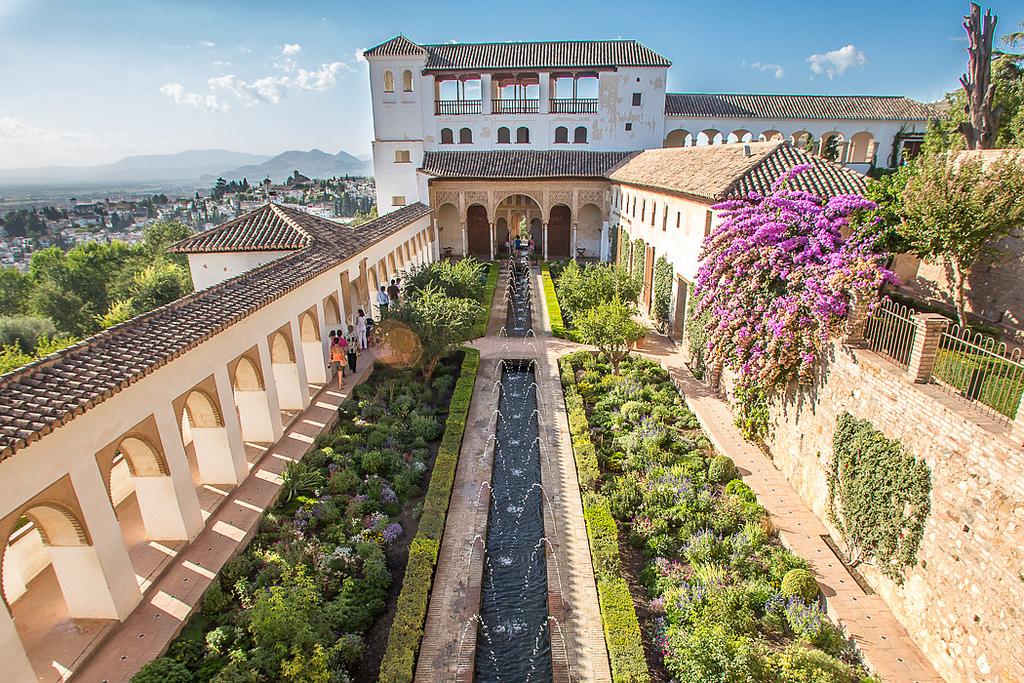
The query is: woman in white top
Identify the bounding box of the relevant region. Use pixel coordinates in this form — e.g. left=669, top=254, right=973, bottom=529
left=355, top=308, right=368, bottom=350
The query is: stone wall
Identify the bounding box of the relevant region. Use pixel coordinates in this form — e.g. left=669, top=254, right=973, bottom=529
left=723, top=345, right=1024, bottom=682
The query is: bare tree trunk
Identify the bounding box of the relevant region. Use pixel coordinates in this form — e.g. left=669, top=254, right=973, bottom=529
left=949, top=259, right=970, bottom=328
left=959, top=2, right=1002, bottom=150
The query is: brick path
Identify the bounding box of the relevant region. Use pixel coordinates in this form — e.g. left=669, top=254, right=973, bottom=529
left=635, top=335, right=943, bottom=683
left=70, top=352, right=379, bottom=683
left=415, top=265, right=610, bottom=683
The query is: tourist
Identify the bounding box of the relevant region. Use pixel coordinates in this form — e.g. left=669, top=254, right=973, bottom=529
left=346, top=325, right=359, bottom=375
left=329, top=331, right=347, bottom=386
left=365, top=315, right=376, bottom=347
left=377, top=285, right=390, bottom=317
left=387, top=278, right=400, bottom=303
left=355, top=309, right=368, bottom=349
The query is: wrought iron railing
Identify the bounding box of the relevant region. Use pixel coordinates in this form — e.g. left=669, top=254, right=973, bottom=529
left=549, top=98, right=598, bottom=114
left=492, top=98, right=539, bottom=114
left=434, top=99, right=482, bottom=115
left=863, top=299, right=917, bottom=369
left=932, top=325, right=1024, bottom=422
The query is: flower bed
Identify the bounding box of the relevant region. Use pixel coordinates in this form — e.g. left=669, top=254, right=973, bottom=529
left=541, top=262, right=567, bottom=338
left=562, top=350, right=876, bottom=683
left=133, top=353, right=472, bottom=683
left=378, top=347, right=479, bottom=682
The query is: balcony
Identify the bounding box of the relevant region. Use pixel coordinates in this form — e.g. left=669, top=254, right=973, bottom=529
left=492, top=98, right=540, bottom=115
left=549, top=98, right=598, bottom=114
left=435, top=99, right=482, bottom=116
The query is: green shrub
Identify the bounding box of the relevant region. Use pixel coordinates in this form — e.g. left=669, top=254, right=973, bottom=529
left=0, top=315, right=55, bottom=352
left=280, top=461, right=325, bottom=502
left=469, top=262, right=499, bottom=338
left=541, top=263, right=567, bottom=338
left=708, top=455, right=739, bottom=484
left=378, top=348, right=479, bottom=683
left=781, top=569, right=820, bottom=602
left=132, top=658, right=193, bottom=683
left=200, top=580, right=232, bottom=619
left=725, top=479, right=756, bottom=502
left=769, top=644, right=861, bottom=683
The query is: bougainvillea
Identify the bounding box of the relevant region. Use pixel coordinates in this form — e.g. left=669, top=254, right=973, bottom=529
left=692, top=165, right=895, bottom=393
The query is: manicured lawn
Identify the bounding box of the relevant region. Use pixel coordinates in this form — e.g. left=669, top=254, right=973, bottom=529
left=933, top=346, right=1024, bottom=419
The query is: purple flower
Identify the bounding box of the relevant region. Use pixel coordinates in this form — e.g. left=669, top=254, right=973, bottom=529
left=383, top=522, right=403, bottom=544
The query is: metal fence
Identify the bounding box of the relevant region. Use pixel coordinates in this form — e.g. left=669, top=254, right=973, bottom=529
left=931, top=325, right=1024, bottom=423
left=863, top=299, right=917, bottom=369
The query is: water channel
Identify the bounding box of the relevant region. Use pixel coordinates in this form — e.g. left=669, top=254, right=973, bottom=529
left=474, top=254, right=552, bottom=682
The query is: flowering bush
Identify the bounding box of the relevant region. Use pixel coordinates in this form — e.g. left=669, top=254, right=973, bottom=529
left=693, top=166, right=894, bottom=392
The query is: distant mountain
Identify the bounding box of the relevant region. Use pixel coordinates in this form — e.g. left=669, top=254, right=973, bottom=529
left=205, top=149, right=372, bottom=184
left=0, top=149, right=273, bottom=185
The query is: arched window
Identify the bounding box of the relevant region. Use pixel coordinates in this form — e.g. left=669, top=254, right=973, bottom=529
left=440, top=128, right=454, bottom=144
left=554, top=126, right=568, bottom=144
left=574, top=126, right=588, bottom=143
left=497, top=127, right=511, bottom=144
left=383, top=70, right=395, bottom=93
left=459, top=127, right=473, bottom=144
left=516, top=126, right=530, bottom=143
left=402, top=69, right=414, bottom=92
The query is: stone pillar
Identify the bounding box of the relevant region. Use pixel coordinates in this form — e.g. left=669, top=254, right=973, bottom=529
left=153, top=405, right=205, bottom=540
left=542, top=221, right=549, bottom=261
left=867, top=139, right=879, bottom=166
left=213, top=365, right=251, bottom=482
left=460, top=221, right=468, bottom=257
left=64, top=464, right=142, bottom=619
left=288, top=317, right=312, bottom=409
left=0, top=605, right=35, bottom=681
left=303, top=306, right=329, bottom=385
left=907, top=313, right=951, bottom=383
left=845, top=295, right=872, bottom=344
left=481, top=74, right=492, bottom=115
left=256, top=337, right=284, bottom=441
left=600, top=220, right=610, bottom=262
left=839, top=140, right=851, bottom=164
left=489, top=221, right=495, bottom=261
left=539, top=72, right=551, bottom=114
left=571, top=221, right=578, bottom=259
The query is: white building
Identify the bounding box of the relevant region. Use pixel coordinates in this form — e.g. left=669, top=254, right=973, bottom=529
left=364, top=35, right=938, bottom=214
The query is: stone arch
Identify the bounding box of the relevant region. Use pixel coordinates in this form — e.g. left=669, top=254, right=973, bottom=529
left=697, top=129, right=723, bottom=145
left=548, top=204, right=572, bottom=258
left=383, top=70, right=394, bottom=93
left=436, top=202, right=461, bottom=256
left=323, top=295, right=341, bottom=326
left=402, top=69, right=414, bottom=93
left=496, top=217, right=509, bottom=251
left=820, top=131, right=845, bottom=161
left=577, top=203, right=603, bottom=258
left=728, top=129, right=753, bottom=143
left=16, top=502, right=89, bottom=548
left=183, top=388, right=223, bottom=428
left=554, top=126, right=569, bottom=144
left=116, top=435, right=170, bottom=478
left=849, top=131, right=875, bottom=163
left=299, top=310, right=320, bottom=343
left=791, top=130, right=813, bottom=150
left=497, top=127, right=511, bottom=144
left=440, top=128, right=454, bottom=145
left=270, top=330, right=296, bottom=363
left=664, top=129, right=691, bottom=147
left=516, top=126, right=530, bottom=144
left=760, top=130, right=784, bottom=142
left=233, top=355, right=265, bottom=391
left=466, top=204, right=490, bottom=258
left=459, top=127, right=473, bottom=144
left=573, top=126, right=588, bottom=144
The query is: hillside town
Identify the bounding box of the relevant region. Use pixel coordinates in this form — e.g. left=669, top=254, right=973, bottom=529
left=0, top=173, right=375, bottom=270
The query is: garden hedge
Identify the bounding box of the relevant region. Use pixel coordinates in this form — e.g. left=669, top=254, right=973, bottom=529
left=378, top=347, right=480, bottom=683
left=559, top=355, right=650, bottom=683
left=541, top=263, right=567, bottom=338
left=469, top=262, right=499, bottom=339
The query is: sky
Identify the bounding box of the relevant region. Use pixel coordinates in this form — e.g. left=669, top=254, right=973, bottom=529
left=0, top=0, right=1020, bottom=169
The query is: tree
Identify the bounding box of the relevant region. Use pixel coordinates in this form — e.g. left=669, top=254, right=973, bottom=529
left=125, top=262, right=192, bottom=315
left=0, top=267, right=31, bottom=315
left=573, top=298, right=646, bottom=374
left=554, top=261, right=639, bottom=322
left=959, top=3, right=1001, bottom=149
left=899, top=150, right=1024, bottom=327
left=383, top=285, right=483, bottom=380
left=400, top=258, right=486, bottom=302
left=141, top=220, right=193, bottom=268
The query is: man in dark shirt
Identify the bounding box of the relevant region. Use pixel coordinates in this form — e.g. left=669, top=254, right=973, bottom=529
left=387, top=279, right=400, bottom=303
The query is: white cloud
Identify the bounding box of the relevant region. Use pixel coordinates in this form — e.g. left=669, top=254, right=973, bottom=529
left=198, top=40, right=216, bottom=48
left=354, top=49, right=367, bottom=64
left=207, top=74, right=288, bottom=105
left=212, top=60, right=231, bottom=67
left=806, top=44, right=865, bottom=79
left=294, top=61, right=353, bottom=91
left=159, top=82, right=231, bottom=112
left=282, top=43, right=301, bottom=55
left=0, top=115, right=110, bottom=146
left=744, top=61, right=785, bottom=79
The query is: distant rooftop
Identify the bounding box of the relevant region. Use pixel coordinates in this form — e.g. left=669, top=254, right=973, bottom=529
left=608, top=141, right=867, bottom=201
left=665, top=93, right=940, bottom=121
left=364, top=35, right=671, bottom=71
left=420, top=150, right=635, bottom=180
left=169, top=204, right=310, bottom=254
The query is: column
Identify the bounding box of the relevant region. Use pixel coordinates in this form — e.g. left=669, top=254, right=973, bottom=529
left=212, top=366, right=251, bottom=482
left=571, top=221, right=578, bottom=259
left=62, top=464, right=142, bottom=619
left=460, top=221, right=468, bottom=257
left=481, top=74, right=493, bottom=115
left=256, top=337, right=284, bottom=441
left=907, top=313, right=950, bottom=383
left=288, top=317, right=312, bottom=409
left=0, top=606, right=35, bottom=681
left=839, top=140, right=851, bottom=164
left=303, top=306, right=329, bottom=385
left=539, top=72, right=551, bottom=114
left=599, top=220, right=610, bottom=262
left=542, top=221, right=549, bottom=261
left=489, top=221, right=495, bottom=261
left=867, top=139, right=879, bottom=166
left=153, top=404, right=205, bottom=540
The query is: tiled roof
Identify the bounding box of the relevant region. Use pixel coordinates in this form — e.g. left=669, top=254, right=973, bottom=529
left=0, top=202, right=432, bottom=459
left=420, top=150, right=636, bottom=179
left=365, top=36, right=671, bottom=70
left=363, top=35, right=428, bottom=58
left=665, top=93, right=940, bottom=121
left=608, top=141, right=866, bottom=201
left=168, top=204, right=309, bottom=253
